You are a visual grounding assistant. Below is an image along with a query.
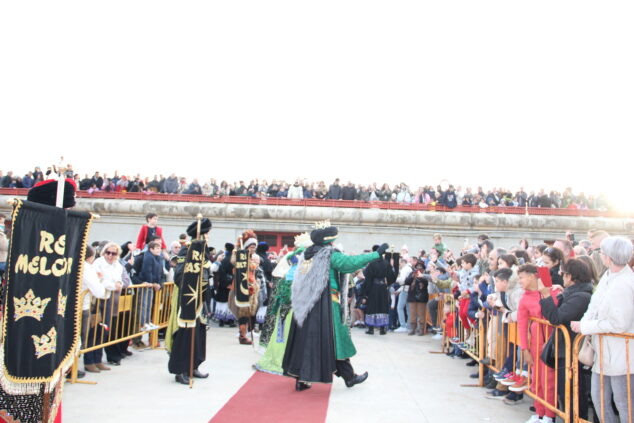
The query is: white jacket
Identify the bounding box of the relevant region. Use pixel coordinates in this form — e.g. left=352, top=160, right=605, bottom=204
left=580, top=265, right=634, bottom=376
left=287, top=185, right=304, bottom=199
left=81, top=261, right=109, bottom=310
left=396, top=264, right=412, bottom=293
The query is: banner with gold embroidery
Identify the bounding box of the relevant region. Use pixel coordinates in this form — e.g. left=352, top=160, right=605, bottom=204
left=1, top=199, right=93, bottom=390
left=176, top=240, right=207, bottom=328
left=233, top=250, right=251, bottom=307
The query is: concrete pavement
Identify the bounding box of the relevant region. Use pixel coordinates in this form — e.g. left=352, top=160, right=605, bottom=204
left=63, top=325, right=532, bottom=423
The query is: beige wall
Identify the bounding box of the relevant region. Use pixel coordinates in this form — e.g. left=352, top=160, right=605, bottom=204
left=2, top=195, right=632, bottom=254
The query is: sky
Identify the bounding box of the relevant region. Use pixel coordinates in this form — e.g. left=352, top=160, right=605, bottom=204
left=1, top=1, right=632, bottom=210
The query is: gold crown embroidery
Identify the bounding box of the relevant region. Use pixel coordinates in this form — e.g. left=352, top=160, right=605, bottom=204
left=57, top=291, right=67, bottom=317
left=314, top=220, right=331, bottom=229
left=13, top=289, right=51, bottom=322
left=32, top=327, right=57, bottom=359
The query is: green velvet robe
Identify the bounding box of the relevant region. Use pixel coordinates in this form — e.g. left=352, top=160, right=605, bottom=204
left=329, top=250, right=379, bottom=359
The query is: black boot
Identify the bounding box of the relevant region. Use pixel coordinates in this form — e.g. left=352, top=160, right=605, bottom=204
left=295, top=379, right=311, bottom=392
left=345, top=372, right=369, bottom=388
left=219, top=320, right=224, bottom=327
left=379, top=327, right=387, bottom=335
left=193, top=369, right=209, bottom=378
left=175, top=373, right=190, bottom=385
left=365, top=327, right=374, bottom=335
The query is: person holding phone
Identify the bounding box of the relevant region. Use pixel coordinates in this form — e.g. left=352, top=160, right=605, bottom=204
left=405, top=260, right=429, bottom=336
left=542, top=247, right=565, bottom=287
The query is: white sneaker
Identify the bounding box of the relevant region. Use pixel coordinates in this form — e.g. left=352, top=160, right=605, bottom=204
left=540, top=417, right=554, bottom=423
left=147, top=322, right=159, bottom=330
left=432, top=333, right=443, bottom=340
left=394, top=327, right=408, bottom=333
left=524, top=415, right=541, bottom=423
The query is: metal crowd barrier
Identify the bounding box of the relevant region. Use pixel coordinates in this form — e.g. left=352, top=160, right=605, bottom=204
left=573, top=333, right=633, bottom=423
left=437, top=302, right=573, bottom=422
left=69, top=282, right=175, bottom=383
left=425, top=293, right=446, bottom=336
left=522, top=317, right=571, bottom=423
left=443, top=293, right=487, bottom=386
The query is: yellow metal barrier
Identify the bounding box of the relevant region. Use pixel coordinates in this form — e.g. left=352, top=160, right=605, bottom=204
left=456, top=299, right=634, bottom=423
left=69, top=282, right=175, bottom=384
left=522, top=317, right=571, bottom=423
left=475, top=313, right=572, bottom=422
left=573, top=332, right=633, bottom=423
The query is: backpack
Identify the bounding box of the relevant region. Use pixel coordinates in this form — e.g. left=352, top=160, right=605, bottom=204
left=130, top=253, right=144, bottom=284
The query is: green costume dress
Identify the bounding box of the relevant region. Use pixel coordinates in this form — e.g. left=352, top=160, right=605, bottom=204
left=255, top=250, right=301, bottom=374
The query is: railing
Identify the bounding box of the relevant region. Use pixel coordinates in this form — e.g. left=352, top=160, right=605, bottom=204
left=436, top=297, right=571, bottom=422
left=0, top=188, right=626, bottom=218
left=521, top=317, right=571, bottom=423
left=69, top=282, right=176, bottom=383
left=573, top=333, right=633, bottom=423
left=437, top=300, right=634, bottom=423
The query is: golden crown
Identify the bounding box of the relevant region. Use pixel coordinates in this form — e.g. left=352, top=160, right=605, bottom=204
left=57, top=291, right=67, bottom=317
left=32, top=327, right=57, bottom=359
left=314, top=220, right=331, bottom=229
left=14, top=289, right=51, bottom=322
left=294, top=232, right=312, bottom=248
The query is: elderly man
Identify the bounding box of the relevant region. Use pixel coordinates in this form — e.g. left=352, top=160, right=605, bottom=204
left=588, top=230, right=609, bottom=277
left=553, top=238, right=574, bottom=263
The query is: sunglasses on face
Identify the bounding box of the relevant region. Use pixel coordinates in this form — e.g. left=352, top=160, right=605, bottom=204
left=104, top=251, right=117, bottom=256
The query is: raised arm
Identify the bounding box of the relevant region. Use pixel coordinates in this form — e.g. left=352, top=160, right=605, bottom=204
left=331, top=251, right=380, bottom=274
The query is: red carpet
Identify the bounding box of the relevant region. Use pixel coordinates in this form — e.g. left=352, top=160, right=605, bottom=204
left=209, top=372, right=331, bottom=423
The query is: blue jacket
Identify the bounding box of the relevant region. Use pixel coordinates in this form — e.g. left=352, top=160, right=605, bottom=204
left=139, top=250, right=163, bottom=285
left=441, top=190, right=458, bottom=208
left=467, top=291, right=481, bottom=320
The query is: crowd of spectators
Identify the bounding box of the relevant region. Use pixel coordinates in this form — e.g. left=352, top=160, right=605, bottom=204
left=347, top=230, right=633, bottom=423
left=3, top=199, right=630, bottom=422
left=0, top=166, right=611, bottom=210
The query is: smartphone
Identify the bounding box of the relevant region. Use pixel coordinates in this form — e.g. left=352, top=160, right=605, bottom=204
left=537, top=267, right=552, bottom=287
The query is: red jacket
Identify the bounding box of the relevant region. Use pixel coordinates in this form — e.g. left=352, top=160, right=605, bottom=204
left=518, top=289, right=558, bottom=350
left=136, top=225, right=167, bottom=250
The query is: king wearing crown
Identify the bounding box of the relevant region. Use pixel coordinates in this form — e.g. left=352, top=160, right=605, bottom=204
left=282, top=221, right=389, bottom=391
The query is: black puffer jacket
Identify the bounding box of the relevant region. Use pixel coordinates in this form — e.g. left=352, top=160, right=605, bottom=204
left=405, top=272, right=429, bottom=303
left=539, top=282, right=593, bottom=360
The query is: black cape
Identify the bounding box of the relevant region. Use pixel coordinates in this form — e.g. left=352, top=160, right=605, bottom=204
left=168, top=321, right=206, bottom=374
left=361, top=258, right=394, bottom=316
left=168, top=242, right=209, bottom=375
left=282, top=245, right=337, bottom=383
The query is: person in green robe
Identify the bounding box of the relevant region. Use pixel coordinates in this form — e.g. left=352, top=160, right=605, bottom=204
left=282, top=222, right=389, bottom=391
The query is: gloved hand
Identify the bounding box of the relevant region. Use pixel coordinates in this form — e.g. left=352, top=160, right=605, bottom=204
left=376, top=243, right=389, bottom=255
